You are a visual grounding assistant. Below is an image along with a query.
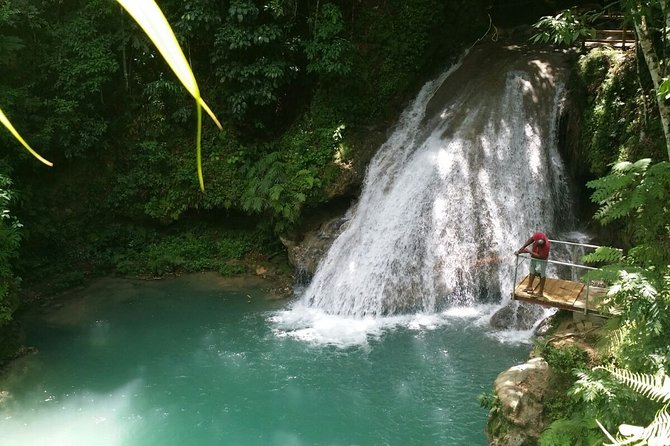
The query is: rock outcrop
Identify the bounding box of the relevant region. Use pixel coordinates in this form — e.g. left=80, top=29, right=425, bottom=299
left=486, top=313, right=604, bottom=445
left=487, top=357, right=553, bottom=446
left=280, top=212, right=352, bottom=281
left=489, top=301, right=547, bottom=330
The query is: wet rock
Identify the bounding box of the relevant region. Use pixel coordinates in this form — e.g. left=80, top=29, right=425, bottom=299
left=489, top=304, right=514, bottom=329
left=280, top=213, right=351, bottom=278
left=533, top=316, right=553, bottom=336
left=490, top=301, right=545, bottom=330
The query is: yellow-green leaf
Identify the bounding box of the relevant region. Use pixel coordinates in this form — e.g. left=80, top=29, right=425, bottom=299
left=116, top=0, right=221, bottom=129
left=116, top=0, right=222, bottom=190
left=0, top=107, right=53, bottom=167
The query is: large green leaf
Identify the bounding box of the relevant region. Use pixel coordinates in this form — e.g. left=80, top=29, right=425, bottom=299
left=117, top=0, right=222, bottom=190
left=0, top=107, right=53, bottom=167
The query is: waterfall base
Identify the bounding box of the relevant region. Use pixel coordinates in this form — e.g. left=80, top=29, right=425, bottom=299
left=489, top=301, right=546, bottom=331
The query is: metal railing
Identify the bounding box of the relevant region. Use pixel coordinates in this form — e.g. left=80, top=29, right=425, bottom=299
left=512, top=239, right=612, bottom=314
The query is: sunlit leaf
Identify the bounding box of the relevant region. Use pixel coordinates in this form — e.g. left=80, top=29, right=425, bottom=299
left=659, top=78, right=670, bottom=100
left=619, top=424, right=644, bottom=437
left=0, top=107, right=53, bottom=167
left=116, top=0, right=222, bottom=190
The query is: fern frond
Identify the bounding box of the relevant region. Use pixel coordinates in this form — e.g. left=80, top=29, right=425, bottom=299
left=582, top=265, right=623, bottom=284
left=589, top=172, right=635, bottom=202
left=597, top=419, right=643, bottom=446
left=540, top=416, right=596, bottom=445
left=587, top=159, right=661, bottom=229
left=642, top=406, right=670, bottom=444
left=598, top=197, right=637, bottom=223
left=612, top=161, right=635, bottom=173
left=583, top=246, right=624, bottom=264
left=631, top=159, right=652, bottom=171
left=616, top=270, right=658, bottom=300
left=628, top=188, right=647, bottom=210
left=571, top=370, right=615, bottom=401
left=598, top=366, right=670, bottom=403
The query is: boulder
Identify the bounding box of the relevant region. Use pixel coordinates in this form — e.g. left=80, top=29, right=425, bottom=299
left=487, top=357, right=553, bottom=446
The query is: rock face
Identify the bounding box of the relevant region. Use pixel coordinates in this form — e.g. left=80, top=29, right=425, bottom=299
left=279, top=129, right=383, bottom=281
left=489, top=301, right=548, bottom=330
left=280, top=212, right=352, bottom=282
left=487, top=357, right=552, bottom=446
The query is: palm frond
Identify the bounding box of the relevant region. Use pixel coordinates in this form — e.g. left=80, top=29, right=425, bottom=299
left=642, top=407, right=670, bottom=444
left=597, top=419, right=642, bottom=446
left=601, top=406, right=670, bottom=446
left=595, top=366, right=670, bottom=444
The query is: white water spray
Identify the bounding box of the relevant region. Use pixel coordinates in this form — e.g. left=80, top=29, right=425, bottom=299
left=298, top=45, right=576, bottom=318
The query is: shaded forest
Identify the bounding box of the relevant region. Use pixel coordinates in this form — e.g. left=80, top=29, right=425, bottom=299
left=1, top=0, right=497, bottom=302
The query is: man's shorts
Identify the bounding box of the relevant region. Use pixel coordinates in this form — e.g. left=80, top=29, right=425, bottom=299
left=530, top=258, right=548, bottom=277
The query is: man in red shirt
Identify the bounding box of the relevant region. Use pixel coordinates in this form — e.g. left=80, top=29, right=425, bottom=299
left=515, top=232, right=551, bottom=297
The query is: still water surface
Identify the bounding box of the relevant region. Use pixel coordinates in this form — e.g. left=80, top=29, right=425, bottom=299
left=1, top=274, right=530, bottom=445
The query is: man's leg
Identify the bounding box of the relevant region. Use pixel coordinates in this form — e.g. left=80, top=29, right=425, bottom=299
left=537, top=276, right=546, bottom=297
left=535, top=259, right=548, bottom=296
left=524, top=273, right=536, bottom=292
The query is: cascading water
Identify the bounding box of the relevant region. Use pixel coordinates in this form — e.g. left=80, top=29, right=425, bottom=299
left=298, top=44, right=577, bottom=319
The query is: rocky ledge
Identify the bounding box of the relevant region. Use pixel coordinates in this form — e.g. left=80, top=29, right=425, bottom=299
left=486, top=314, right=603, bottom=445
left=488, top=357, right=552, bottom=446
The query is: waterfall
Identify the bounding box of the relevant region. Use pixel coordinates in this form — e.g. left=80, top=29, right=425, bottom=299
left=298, top=44, right=576, bottom=318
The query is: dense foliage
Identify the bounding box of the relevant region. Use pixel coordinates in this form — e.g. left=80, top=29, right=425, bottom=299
left=570, top=48, right=666, bottom=177
left=0, top=163, right=20, bottom=327
left=2, top=4, right=668, bottom=442
left=0, top=0, right=490, bottom=325
left=525, top=2, right=670, bottom=443
left=2, top=0, right=668, bottom=442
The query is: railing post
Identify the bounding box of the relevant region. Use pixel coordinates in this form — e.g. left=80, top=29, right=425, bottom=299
left=512, top=254, right=520, bottom=299
left=507, top=240, right=614, bottom=316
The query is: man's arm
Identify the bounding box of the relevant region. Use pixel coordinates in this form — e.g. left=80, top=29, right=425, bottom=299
left=515, top=237, right=534, bottom=255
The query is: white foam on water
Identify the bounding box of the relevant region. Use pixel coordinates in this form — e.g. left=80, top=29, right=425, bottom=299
left=486, top=328, right=536, bottom=345
left=0, top=379, right=141, bottom=446
left=269, top=302, right=511, bottom=348
left=270, top=306, right=384, bottom=348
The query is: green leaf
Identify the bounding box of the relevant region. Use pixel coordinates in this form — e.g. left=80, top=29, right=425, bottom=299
left=658, top=78, right=670, bottom=100
left=0, top=106, right=53, bottom=166
left=116, top=0, right=222, bottom=191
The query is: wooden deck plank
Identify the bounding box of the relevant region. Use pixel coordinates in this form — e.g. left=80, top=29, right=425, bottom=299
left=572, top=286, right=608, bottom=312
left=513, top=275, right=606, bottom=315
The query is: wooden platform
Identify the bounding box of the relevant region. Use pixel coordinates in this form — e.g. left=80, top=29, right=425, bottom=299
left=584, top=29, right=636, bottom=50
left=513, top=275, right=608, bottom=315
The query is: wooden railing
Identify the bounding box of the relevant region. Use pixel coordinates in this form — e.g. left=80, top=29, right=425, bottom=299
left=583, top=11, right=636, bottom=50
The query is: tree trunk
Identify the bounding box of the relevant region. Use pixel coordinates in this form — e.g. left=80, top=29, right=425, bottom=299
left=632, top=5, right=670, bottom=160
